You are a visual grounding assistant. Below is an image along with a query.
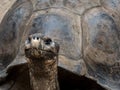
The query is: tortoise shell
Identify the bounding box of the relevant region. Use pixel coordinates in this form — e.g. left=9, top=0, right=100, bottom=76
left=0, top=0, right=120, bottom=90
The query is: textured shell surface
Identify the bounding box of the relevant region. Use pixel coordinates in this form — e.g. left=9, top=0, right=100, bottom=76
left=0, top=0, right=120, bottom=90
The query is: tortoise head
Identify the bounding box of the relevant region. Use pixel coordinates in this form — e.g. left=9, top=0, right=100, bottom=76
left=24, top=33, right=59, bottom=60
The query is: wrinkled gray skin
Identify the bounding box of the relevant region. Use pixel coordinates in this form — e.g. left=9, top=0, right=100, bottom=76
left=25, top=33, right=59, bottom=90
left=0, top=0, right=120, bottom=90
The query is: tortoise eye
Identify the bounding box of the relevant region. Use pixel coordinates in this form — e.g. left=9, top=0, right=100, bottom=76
left=44, top=38, right=52, bottom=45
left=28, top=37, right=31, bottom=42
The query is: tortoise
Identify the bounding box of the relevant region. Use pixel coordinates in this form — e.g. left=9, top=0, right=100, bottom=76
left=24, top=33, right=60, bottom=90
left=0, top=0, right=120, bottom=90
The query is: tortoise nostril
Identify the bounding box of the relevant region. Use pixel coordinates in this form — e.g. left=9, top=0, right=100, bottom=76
left=37, top=37, right=39, bottom=40
left=33, top=36, right=35, bottom=39
left=44, top=38, right=52, bottom=45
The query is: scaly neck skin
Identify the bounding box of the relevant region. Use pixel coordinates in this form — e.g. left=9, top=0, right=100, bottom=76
left=28, top=57, right=59, bottom=90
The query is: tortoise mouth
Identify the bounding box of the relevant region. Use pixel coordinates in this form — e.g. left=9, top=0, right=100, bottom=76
left=24, top=33, right=59, bottom=60
left=25, top=48, right=57, bottom=60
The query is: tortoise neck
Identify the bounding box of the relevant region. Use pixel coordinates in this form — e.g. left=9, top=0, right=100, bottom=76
left=28, top=57, right=59, bottom=90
